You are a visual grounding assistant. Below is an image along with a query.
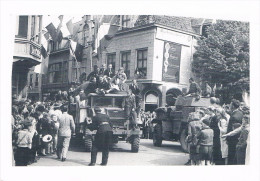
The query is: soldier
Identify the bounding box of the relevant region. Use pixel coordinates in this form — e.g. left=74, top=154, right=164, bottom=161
left=88, top=107, right=113, bottom=166
left=124, top=89, right=137, bottom=129
left=187, top=78, right=201, bottom=96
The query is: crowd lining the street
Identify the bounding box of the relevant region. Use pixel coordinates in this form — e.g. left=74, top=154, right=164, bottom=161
left=11, top=64, right=250, bottom=166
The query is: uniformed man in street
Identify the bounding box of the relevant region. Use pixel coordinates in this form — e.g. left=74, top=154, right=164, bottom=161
left=88, top=107, right=113, bottom=166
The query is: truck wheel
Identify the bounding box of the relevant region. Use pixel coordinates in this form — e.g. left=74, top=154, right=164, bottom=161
left=84, top=135, right=92, bottom=152
left=131, top=136, right=140, bottom=153
left=180, top=128, right=188, bottom=153
left=153, top=124, right=162, bottom=147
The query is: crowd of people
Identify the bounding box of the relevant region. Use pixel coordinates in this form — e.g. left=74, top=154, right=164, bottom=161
left=11, top=98, right=76, bottom=166
left=11, top=63, right=250, bottom=166
left=185, top=98, right=250, bottom=166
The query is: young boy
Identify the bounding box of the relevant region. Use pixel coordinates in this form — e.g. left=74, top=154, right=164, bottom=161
left=197, top=118, right=214, bottom=166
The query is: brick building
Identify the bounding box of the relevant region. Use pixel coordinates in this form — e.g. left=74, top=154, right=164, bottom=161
left=94, top=15, right=212, bottom=111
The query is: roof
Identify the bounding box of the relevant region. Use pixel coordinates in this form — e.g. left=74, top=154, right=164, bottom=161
left=134, top=15, right=195, bottom=34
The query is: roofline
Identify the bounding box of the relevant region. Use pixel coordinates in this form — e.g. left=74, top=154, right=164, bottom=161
left=115, top=23, right=200, bottom=37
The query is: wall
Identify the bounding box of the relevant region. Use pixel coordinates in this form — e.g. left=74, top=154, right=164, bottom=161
left=101, top=28, right=156, bottom=79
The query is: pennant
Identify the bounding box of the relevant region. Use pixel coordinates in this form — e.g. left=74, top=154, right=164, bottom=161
left=45, top=23, right=57, bottom=40
left=55, top=15, right=64, bottom=42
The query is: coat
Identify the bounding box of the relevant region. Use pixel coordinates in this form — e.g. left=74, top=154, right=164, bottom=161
left=90, top=113, right=113, bottom=149
left=226, top=109, right=243, bottom=144
left=58, top=112, right=75, bottom=137
left=197, top=126, right=214, bottom=146
left=104, top=68, right=115, bottom=78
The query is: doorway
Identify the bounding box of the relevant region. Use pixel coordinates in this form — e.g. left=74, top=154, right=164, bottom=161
left=145, top=91, right=159, bottom=112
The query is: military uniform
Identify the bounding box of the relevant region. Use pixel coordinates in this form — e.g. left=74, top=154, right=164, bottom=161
left=89, top=112, right=113, bottom=165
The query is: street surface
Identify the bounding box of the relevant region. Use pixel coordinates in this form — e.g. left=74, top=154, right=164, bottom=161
left=31, top=139, right=189, bottom=166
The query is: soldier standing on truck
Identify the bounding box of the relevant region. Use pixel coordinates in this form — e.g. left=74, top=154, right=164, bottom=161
left=187, top=78, right=201, bottom=96
left=124, top=89, right=138, bottom=130
left=88, top=107, right=113, bottom=166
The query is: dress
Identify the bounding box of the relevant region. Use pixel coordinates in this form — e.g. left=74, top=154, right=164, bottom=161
left=218, top=118, right=229, bottom=158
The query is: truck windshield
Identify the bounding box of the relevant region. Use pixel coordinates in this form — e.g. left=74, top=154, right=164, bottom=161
left=114, top=97, right=124, bottom=108
left=92, top=97, right=113, bottom=107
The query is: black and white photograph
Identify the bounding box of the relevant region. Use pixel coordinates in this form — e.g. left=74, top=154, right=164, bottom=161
left=1, top=1, right=260, bottom=181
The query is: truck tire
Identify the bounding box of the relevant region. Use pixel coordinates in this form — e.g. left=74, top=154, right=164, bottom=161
left=131, top=136, right=140, bottom=153
left=153, top=124, right=162, bottom=147
left=180, top=128, right=188, bottom=153
left=84, top=135, right=92, bottom=152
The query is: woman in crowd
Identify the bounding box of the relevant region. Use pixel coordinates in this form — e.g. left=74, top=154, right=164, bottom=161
left=217, top=108, right=230, bottom=165
left=14, top=118, right=33, bottom=166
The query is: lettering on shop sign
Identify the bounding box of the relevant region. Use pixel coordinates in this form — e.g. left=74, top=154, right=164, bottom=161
left=162, top=42, right=182, bottom=83
left=30, top=44, right=41, bottom=59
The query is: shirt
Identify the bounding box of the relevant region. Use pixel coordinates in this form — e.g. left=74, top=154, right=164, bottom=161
left=17, top=129, right=32, bottom=149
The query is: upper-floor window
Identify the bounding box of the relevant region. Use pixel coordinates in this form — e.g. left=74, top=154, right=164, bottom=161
left=122, top=15, right=131, bottom=29
left=48, top=63, right=62, bottom=83
left=136, top=49, right=147, bottom=78
left=18, top=16, right=28, bottom=38
left=121, top=51, right=131, bottom=78
left=107, top=53, right=116, bottom=70
left=31, top=16, right=36, bottom=41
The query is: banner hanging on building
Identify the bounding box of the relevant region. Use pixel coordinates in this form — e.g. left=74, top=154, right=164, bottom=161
left=162, top=42, right=182, bottom=83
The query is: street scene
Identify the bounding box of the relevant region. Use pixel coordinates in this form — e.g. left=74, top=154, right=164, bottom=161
left=11, top=15, right=250, bottom=166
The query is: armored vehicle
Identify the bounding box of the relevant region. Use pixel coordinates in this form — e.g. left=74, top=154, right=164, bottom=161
left=76, top=92, right=142, bottom=153
left=152, top=96, right=217, bottom=152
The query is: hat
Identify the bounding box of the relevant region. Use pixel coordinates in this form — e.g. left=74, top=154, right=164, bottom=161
left=42, top=135, right=53, bottom=143
left=202, top=118, right=211, bottom=126
left=94, top=107, right=102, bottom=113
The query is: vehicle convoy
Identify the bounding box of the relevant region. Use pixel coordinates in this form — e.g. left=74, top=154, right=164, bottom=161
left=74, top=92, right=142, bottom=153
left=152, top=95, right=217, bottom=152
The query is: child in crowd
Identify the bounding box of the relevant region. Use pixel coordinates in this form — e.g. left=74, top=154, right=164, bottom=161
left=15, top=118, right=33, bottom=166
left=197, top=118, right=214, bottom=166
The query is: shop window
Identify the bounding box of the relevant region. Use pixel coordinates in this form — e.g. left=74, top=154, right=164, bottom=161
left=121, top=51, right=131, bottom=78
left=136, top=49, right=147, bottom=78
left=107, top=53, right=116, bottom=70
left=18, top=16, right=28, bottom=38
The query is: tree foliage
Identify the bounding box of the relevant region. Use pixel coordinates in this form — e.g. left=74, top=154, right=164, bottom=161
left=192, top=20, right=249, bottom=101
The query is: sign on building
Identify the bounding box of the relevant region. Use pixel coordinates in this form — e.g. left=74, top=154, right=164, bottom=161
left=162, top=42, right=182, bottom=83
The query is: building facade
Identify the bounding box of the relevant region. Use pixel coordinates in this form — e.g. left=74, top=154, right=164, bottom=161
left=12, top=15, right=43, bottom=101
left=94, top=15, right=211, bottom=111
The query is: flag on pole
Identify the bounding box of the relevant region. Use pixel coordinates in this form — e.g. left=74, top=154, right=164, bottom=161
left=66, top=19, right=74, bottom=35
left=43, top=32, right=50, bottom=40
left=55, top=15, right=64, bottom=42
left=45, top=23, right=57, bottom=40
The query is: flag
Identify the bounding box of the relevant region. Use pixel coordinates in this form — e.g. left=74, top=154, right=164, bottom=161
left=45, top=23, right=57, bottom=40
left=55, top=15, right=64, bottom=42
left=41, top=45, right=47, bottom=58
left=66, top=19, right=73, bottom=35
left=69, top=40, right=84, bottom=62
left=43, top=32, right=50, bottom=40
left=93, top=23, right=110, bottom=53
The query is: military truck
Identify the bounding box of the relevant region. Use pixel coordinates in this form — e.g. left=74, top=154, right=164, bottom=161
left=152, top=96, right=217, bottom=152
left=76, top=92, right=142, bottom=153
